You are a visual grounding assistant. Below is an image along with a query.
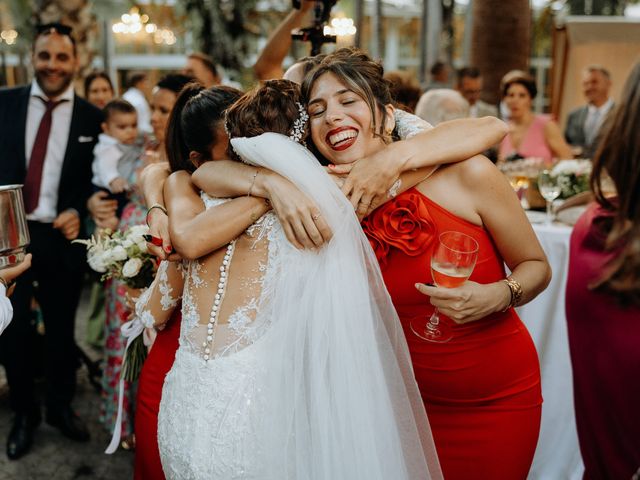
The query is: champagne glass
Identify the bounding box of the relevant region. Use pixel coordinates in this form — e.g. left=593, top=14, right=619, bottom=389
left=411, top=231, right=479, bottom=343
left=538, top=170, right=561, bottom=225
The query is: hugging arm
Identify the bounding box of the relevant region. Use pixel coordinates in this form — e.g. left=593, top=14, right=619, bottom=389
left=164, top=171, right=271, bottom=260
left=335, top=116, right=509, bottom=217
left=135, top=260, right=185, bottom=329
left=192, top=161, right=332, bottom=249
left=139, top=162, right=172, bottom=259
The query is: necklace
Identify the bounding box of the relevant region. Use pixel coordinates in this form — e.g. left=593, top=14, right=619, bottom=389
left=203, top=240, right=236, bottom=362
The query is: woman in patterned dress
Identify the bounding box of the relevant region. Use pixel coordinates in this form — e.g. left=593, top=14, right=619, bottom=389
left=100, top=74, right=193, bottom=446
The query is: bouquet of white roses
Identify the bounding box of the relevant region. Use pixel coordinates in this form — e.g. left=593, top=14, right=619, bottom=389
left=551, top=159, right=592, bottom=199
left=75, top=224, right=156, bottom=289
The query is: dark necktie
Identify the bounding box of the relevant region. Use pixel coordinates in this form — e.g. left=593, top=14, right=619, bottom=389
left=23, top=97, right=67, bottom=214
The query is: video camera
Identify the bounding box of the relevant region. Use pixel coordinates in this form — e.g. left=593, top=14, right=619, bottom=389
left=291, top=0, right=338, bottom=56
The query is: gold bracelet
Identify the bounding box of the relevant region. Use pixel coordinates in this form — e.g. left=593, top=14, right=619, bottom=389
left=145, top=203, right=168, bottom=228
left=247, top=169, right=260, bottom=197
left=501, top=276, right=523, bottom=311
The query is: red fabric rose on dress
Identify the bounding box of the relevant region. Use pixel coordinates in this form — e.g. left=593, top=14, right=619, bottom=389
left=362, top=192, right=436, bottom=269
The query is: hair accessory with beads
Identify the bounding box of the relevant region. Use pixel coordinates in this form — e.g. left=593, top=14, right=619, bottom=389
left=289, top=102, right=309, bottom=144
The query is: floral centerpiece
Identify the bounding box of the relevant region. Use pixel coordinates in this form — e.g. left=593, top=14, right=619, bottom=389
left=550, top=159, right=592, bottom=199
left=75, top=224, right=156, bottom=382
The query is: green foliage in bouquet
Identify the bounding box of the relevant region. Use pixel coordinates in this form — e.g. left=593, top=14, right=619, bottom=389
left=122, top=334, right=147, bottom=383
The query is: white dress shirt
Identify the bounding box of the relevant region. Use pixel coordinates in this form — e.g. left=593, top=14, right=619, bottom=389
left=122, top=87, right=152, bottom=134
left=584, top=98, right=614, bottom=145
left=25, top=80, right=75, bottom=223
left=0, top=284, right=13, bottom=336
left=92, top=133, right=123, bottom=189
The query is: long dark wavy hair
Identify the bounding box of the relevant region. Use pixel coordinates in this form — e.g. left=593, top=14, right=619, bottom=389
left=589, top=60, right=640, bottom=306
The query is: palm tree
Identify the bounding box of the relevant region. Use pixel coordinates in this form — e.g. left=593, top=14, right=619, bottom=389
left=470, top=0, right=531, bottom=105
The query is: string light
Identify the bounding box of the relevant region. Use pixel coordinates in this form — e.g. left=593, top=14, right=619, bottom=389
left=0, top=29, right=18, bottom=45
left=324, top=18, right=357, bottom=37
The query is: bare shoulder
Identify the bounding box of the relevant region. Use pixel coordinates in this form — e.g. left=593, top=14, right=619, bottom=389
left=165, top=170, right=198, bottom=198
left=450, top=155, right=502, bottom=188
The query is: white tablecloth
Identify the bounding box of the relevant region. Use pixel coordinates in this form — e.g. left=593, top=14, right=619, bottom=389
left=516, top=223, right=584, bottom=480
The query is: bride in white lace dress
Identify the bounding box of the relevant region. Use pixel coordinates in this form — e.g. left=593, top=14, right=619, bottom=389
left=137, top=80, right=442, bottom=480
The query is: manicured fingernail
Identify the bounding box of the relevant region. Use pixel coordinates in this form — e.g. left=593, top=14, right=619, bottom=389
left=328, top=164, right=335, bottom=169
left=165, top=245, right=172, bottom=252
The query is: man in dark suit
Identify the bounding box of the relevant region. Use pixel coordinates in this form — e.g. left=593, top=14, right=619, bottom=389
left=564, top=65, right=614, bottom=159
left=0, top=23, right=102, bottom=459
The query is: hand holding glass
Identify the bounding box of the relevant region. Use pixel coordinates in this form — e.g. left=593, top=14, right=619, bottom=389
left=411, top=231, right=479, bottom=343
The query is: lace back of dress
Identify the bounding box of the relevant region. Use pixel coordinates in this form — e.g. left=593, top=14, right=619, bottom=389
left=180, top=195, right=280, bottom=360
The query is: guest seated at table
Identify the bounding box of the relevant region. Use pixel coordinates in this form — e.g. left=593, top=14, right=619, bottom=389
left=565, top=60, right=640, bottom=480
left=498, top=73, right=572, bottom=163
left=0, top=255, right=32, bottom=335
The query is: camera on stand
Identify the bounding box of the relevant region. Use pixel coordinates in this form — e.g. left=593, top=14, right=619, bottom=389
left=291, top=0, right=338, bottom=56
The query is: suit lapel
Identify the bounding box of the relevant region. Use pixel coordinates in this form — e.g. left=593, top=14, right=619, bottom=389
left=17, top=87, right=30, bottom=169
left=59, top=95, right=81, bottom=190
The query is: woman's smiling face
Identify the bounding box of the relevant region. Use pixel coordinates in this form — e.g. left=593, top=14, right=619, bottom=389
left=307, top=72, right=393, bottom=165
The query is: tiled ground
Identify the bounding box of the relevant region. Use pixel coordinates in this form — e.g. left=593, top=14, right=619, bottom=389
left=0, top=287, right=134, bottom=480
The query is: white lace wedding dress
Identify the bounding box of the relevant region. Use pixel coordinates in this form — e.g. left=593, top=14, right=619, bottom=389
left=155, top=133, right=442, bottom=480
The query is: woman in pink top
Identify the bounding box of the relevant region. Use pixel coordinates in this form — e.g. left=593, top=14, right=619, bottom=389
left=565, top=61, right=640, bottom=480
left=499, top=73, right=572, bottom=162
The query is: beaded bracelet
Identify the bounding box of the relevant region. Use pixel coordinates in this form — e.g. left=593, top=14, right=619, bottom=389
left=501, top=276, right=523, bottom=311
left=145, top=204, right=168, bottom=228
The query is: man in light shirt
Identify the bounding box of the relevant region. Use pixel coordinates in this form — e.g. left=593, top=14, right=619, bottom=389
left=565, top=66, right=614, bottom=159
left=0, top=23, right=102, bottom=459
left=0, top=255, right=32, bottom=335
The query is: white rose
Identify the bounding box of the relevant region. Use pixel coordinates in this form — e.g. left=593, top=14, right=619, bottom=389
left=136, top=241, right=148, bottom=254
left=111, top=245, right=128, bottom=261
left=87, top=252, right=107, bottom=273
left=122, top=239, right=134, bottom=248
left=100, top=249, right=115, bottom=266
left=127, top=225, right=149, bottom=244
left=122, top=258, right=143, bottom=278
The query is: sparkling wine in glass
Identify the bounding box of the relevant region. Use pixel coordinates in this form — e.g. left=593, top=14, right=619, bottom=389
left=411, top=231, right=479, bottom=343
left=538, top=170, right=561, bottom=225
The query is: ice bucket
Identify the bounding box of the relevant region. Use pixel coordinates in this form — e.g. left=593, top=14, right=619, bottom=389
left=0, top=184, right=30, bottom=269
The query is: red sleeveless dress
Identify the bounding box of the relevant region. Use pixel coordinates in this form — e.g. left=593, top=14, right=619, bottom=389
left=363, top=188, right=542, bottom=479
left=134, top=310, right=181, bottom=480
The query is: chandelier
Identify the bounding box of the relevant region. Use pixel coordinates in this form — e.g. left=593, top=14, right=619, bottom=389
left=112, top=7, right=176, bottom=45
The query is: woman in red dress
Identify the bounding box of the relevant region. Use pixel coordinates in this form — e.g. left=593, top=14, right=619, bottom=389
left=296, top=49, right=550, bottom=479
left=141, top=50, right=546, bottom=478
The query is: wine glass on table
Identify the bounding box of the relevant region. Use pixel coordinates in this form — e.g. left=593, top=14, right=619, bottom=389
left=411, top=231, right=479, bottom=343
left=538, top=170, right=561, bottom=225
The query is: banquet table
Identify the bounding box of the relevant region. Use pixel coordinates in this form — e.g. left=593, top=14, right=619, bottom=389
left=516, top=222, right=584, bottom=480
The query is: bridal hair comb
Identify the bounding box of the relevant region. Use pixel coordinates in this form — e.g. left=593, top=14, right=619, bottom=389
left=289, top=102, right=309, bottom=144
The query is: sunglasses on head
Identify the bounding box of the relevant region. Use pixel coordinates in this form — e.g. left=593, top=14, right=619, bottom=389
left=35, top=23, right=73, bottom=37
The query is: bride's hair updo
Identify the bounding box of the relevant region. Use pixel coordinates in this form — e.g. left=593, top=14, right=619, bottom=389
left=225, top=79, right=308, bottom=161
left=301, top=47, right=396, bottom=141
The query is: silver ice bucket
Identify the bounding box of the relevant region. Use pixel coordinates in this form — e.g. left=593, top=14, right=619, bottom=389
left=0, top=184, right=30, bottom=269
